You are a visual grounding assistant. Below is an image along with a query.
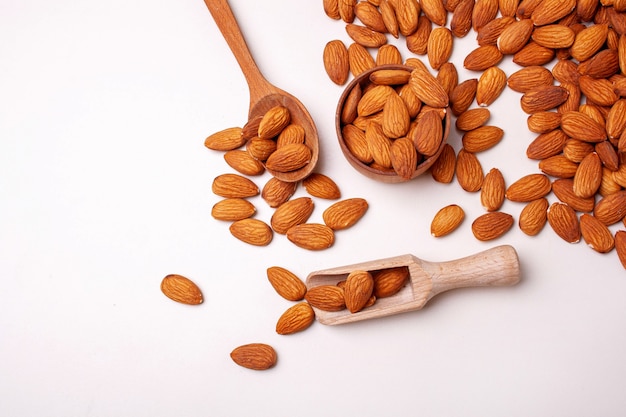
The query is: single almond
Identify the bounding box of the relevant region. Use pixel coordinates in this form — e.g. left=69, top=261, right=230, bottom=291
left=276, top=302, right=315, bottom=335
left=395, top=0, right=421, bottom=36
left=497, top=18, right=534, bottom=55
left=357, top=84, right=395, bottom=116
left=372, top=266, right=410, bottom=298
left=476, top=66, right=507, bottom=106
left=354, top=1, right=386, bottom=32
left=212, top=173, right=259, bottom=198
left=379, top=0, right=399, bottom=38
left=456, top=149, right=484, bottom=192
left=229, top=218, right=273, bottom=246
left=450, top=78, right=478, bottom=116
left=246, top=138, right=277, bottom=161
left=461, top=125, right=504, bottom=153
left=323, top=39, right=350, bottom=85
left=450, top=0, right=474, bottom=38
left=160, top=274, right=203, bottom=305
left=471, top=211, right=514, bottom=241
left=431, top=204, right=465, bottom=237
left=570, top=23, right=609, bottom=62
left=348, top=42, right=376, bottom=76
left=530, top=0, right=576, bottom=26
left=463, top=45, right=503, bottom=71
left=595, top=140, right=619, bottom=172
left=204, top=127, right=245, bottom=151
left=382, top=92, right=411, bottom=138
left=526, top=129, right=568, bottom=160
left=547, top=202, right=580, bottom=243
left=412, top=109, right=444, bottom=157
left=230, top=343, right=277, bottom=371
left=580, top=213, right=615, bottom=253
left=506, top=173, right=552, bottom=202
left=286, top=223, right=335, bottom=250
left=258, top=106, right=291, bottom=139
left=369, top=68, right=411, bottom=85
left=408, top=67, right=449, bottom=108
left=572, top=152, right=602, bottom=199
left=578, top=75, right=618, bottom=107
left=552, top=178, right=596, bottom=213
left=563, top=138, right=595, bottom=163
left=390, top=136, right=419, bottom=179
left=323, top=198, right=369, bottom=230
left=302, top=173, right=341, bottom=199
left=472, top=0, right=499, bottom=31
left=593, top=190, right=626, bottom=225
left=342, top=123, right=373, bottom=164
left=436, top=62, right=459, bottom=97
left=481, top=168, right=506, bottom=212
left=507, top=65, right=554, bottom=93
left=224, top=150, right=265, bottom=176
left=211, top=198, right=256, bottom=221
left=476, top=16, right=515, bottom=46
left=531, top=24, right=576, bottom=49
left=344, top=270, right=375, bottom=313
left=456, top=108, right=490, bottom=131
left=264, top=143, right=312, bottom=173
left=538, top=155, right=579, bottom=179
left=261, top=177, right=297, bottom=208
left=420, top=0, right=447, bottom=26
left=527, top=111, right=562, bottom=133
left=520, top=85, right=569, bottom=114
left=406, top=15, right=432, bottom=55
left=560, top=111, right=607, bottom=143
left=270, top=197, right=314, bottom=234
left=366, top=121, right=394, bottom=168
left=267, top=266, right=307, bottom=301
left=519, top=197, right=549, bottom=236
left=430, top=143, right=456, bottom=183
left=305, top=285, right=346, bottom=311
left=427, top=27, right=453, bottom=70
left=346, top=23, right=388, bottom=48
left=512, top=41, right=555, bottom=67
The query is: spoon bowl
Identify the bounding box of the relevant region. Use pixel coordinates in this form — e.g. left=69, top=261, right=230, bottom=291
left=204, top=0, right=319, bottom=182
left=306, top=245, right=520, bottom=325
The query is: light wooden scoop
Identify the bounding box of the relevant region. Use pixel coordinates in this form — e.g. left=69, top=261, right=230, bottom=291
left=203, top=0, right=319, bottom=182
left=306, top=245, right=520, bottom=325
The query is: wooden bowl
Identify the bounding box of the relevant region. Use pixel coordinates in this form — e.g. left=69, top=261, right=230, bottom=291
left=335, top=64, right=451, bottom=184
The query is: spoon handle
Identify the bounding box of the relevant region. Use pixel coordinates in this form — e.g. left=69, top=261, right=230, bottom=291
left=425, top=245, right=521, bottom=298
left=203, top=0, right=273, bottom=100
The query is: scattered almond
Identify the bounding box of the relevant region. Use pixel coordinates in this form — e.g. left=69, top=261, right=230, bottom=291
left=230, top=343, right=277, bottom=371
left=160, top=274, right=203, bottom=305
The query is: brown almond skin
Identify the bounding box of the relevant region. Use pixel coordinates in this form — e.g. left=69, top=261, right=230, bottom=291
left=547, top=202, right=581, bottom=243
left=204, top=127, right=245, bottom=151
left=430, top=143, right=456, bottom=183
left=267, top=266, right=307, bottom=301
left=230, top=343, right=277, bottom=371
left=471, top=212, right=514, bottom=241
left=323, top=198, right=369, bottom=230
left=506, top=173, right=552, bottom=202
left=456, top=149, right=484, bottom=192
left=286, top=223, right=335, bottom=251
left=270, top=197, right=314, bottom=234
left=519, top=198, right=549, bottom=236
left=229, top=218, right=273, bottom=246
left=276, top=302, right=315, bottom=335
left=212, top=174, right=259, bottom=198
left=302, top=173, right=341, bottom=199
left=431, top=204, right=465, bottom=237
left=580, top=214, right=615, bottom=253
left=615, top=231, right=626, bottom=269
left=261, top=177, right=297, bottom=208
left=594, top=190, right=626, bottom=225
left=481, top=168, right=505, bottom=212
left=160, top=274, right=203, bottom=305
left=305, top=285, right=346, bottom=311
left=211, top=198, right=256, bottom=221
left=264, top=143, right=312, bottom=173
left=344, top=270, right=375, bottom=313
left=372, top=267, right=410, bottom=298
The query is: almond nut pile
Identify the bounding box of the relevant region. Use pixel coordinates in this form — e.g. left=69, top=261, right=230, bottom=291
left=322, top=0, right=626, bottom=269
left=339, top=65, right=449, bottom=179
left=205, top=105, right=369, bottom=250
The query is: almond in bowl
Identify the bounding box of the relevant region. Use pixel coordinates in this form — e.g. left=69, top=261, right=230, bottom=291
left=335, top=64, right=451, bottom=183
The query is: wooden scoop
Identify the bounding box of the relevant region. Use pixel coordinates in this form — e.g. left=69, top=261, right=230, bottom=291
left=203, top=0, right=319, bottom=182
left=305, top=245, right=520, bottom=325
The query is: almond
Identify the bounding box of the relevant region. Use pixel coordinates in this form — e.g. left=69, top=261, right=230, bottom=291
left=258, top=106, right=291, bottom=139
left=286, top=223, right=335, bottom=250
left=481, top=168, right=506, bottom=212
left=264, top=143, right=312, bottom=173
left=519, top=197, right=549, bottom=236
left=323, top=0, right=341, bottom=20
left=246, top=138, right=277, bottom=161
left=408, top=67, right=449, bottom=108
left=430, top=143, right=456, bottom=183
left=578, top=49, right=619, bottom=79
left=276, top=302, right=315, bottom=335
left=366, top=121, right=394, bottom=168
left=211, top=198, right=256, bottom=221
left=354, top=1, right=387, bottom=32
left=372, top=267, right=410, bottom=298
left=497, top=18, right=534, bottom=54
left=412, top=109, right=444, bottom=157
left=229, top=218, right=273, bottom=246
left=427, top=27, right=453, bottom=70
left=506, top=173, right=552, bottom=202
left=551, top=59, right=580, bottom=85
left=605, top=99, right=626, bottom=141
left=375, top=45, right=404, bottom=66
left=382, top=92, right=411, bottom=138
left=270, top=197, right=314, bottom=234
left=476, top=16, right=515, bottom=46
left=563, top=139, right=594, bottom=163
left=223, top=150, right=265, bottom=176
left=450, top=0, right=474, bottom=38
left=471, top=211, right=514, bottom=241
left=463, top=45, right=503, bottom=71
left=531, top=24, right=576, bottom=49
left=512, top=41, right=555, bottom=67
left=436, top=62, right=459, bottom=96
left=530, top=0, right=576, bottom=26
left=580, top=213, right=615, bottom=253
left=339, top=0, right=356, bottom=23
left=230, top=343, right=277, bottom=371
left=420, top=0, right=447, bottom=27
left=520, top=85, right=569, bottom=114
left=456, top=108, right=490, bottom=131
left=570, top=23, right=609, bottom=62
left=572, top=152, right=602, bottom=198
left=160, top=274, right=203, bottom=305
left=552, top=178, right=596, bottom=212
left=267, top=266, right=307, bottom=301
left=204, top=127, right=245, bottom=151
left=547, top=202, right=580, bottom=243
left=431, top=204, right=465, bottom=237
left=615, top=230, right=626, bottom=269
left=242, top=115, right=262, bottom=141
left=456, top=149, right=484, bottom=192
left=526, top=111, right=562, bottom=133
left=450, top=78, right=478, bottom=116
left=507, top=66, right=554, bottom=93
left=379, top=0, right=399, bottom=38
left=406, top=15, right=432, bottom=55
left=302, top=173, right=341, bottom=199
left=578, top=74, right=618, bottom=107
left=390, top=136, right=419, bottom=179
left=526, top=129, right=568, bottom=160
left=476, top=66, right=507, bottom=106
left=348, top=42, right=376, bottom=76
left=261, top=177, right=297, bottom=208
left=344, top=270, right=375, bottom=313
left=472, top=0, right=499, bottom=31
left=358, top=84, right=395, bottom=116
left=342, top=123, right=373, bottom=164
left=346, top=23, right=388, bottom=48
left=594, top=190, right=626, bottom=225
left=323, top=39, right=350, bottom=85
left=560, top=111, right=607, bottom=143
left=323, top=198, right=369, bottom=230
left=395, top=0, right=421, bottom=36
left=369, top=69, right=411, bottom=85
left=538, top=155, right=579, bottom=179
left=461, top=125, right=504, bottom=153
left=212, top=173, right=259, bottom=198
left=305, top=285, right=346, bottom=311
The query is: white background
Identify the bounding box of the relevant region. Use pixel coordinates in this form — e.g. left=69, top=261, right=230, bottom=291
left=1, top=1, right=625, bottom=416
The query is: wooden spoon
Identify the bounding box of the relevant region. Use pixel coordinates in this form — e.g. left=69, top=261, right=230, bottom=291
left=203, top=0, right=319, bottom=182
left=305, top=245, right=520, bottom=325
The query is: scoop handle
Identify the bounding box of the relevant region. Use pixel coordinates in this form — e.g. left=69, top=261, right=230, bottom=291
left=425, top=245, right=520, bottom=298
